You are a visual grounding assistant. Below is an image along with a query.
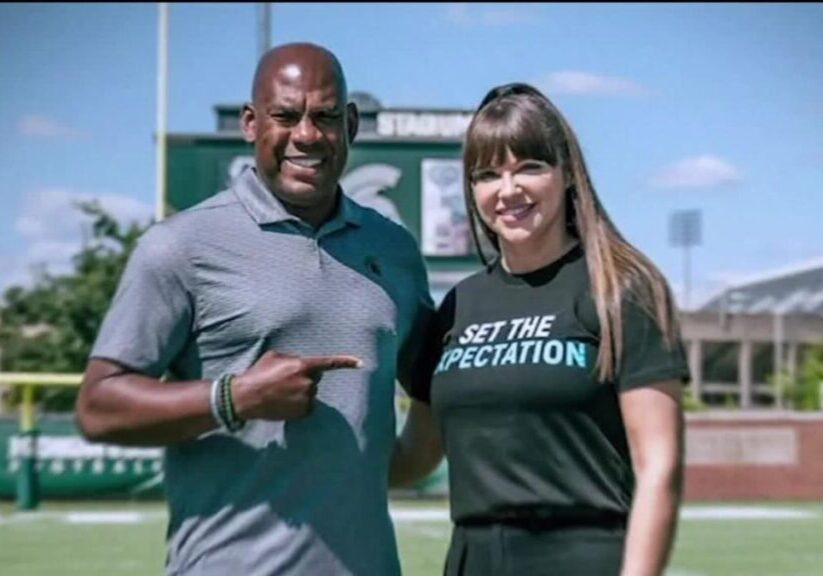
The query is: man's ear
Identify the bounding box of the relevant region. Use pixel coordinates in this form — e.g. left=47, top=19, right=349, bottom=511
left=346, top=102, right=359, bottom=144
left=241, top=103, right=256, bottom=143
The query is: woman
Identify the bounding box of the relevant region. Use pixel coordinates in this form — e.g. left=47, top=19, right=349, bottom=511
left=392, top=83, right=689, bottom=576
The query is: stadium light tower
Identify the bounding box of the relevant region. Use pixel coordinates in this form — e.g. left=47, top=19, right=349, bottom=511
left=259, top=3, right=271, bottom=59
left=669, top=209, right=702, bottom=310
left=155, top=3, right=169, bottom=222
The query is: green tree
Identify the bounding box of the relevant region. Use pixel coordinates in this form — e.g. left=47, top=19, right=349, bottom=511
left=772, top=345, right=823, bottom=411
left=0, top=201, right=151, bottom=410
left=682, top=386, right=706, bottom=412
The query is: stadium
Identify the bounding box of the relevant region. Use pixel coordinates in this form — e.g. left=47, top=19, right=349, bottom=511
left=2, top=91, right=822, bottom=576
left=0, top=3, right=823, bottom=576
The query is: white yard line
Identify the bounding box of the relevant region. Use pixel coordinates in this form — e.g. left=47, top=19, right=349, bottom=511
left=390, top=508, right=450, bottom=522
left=387, top=505, right=820, bottom=523
left=0, top=505, right=818, bottom=525
left=680, top=506, right=818, bottom=520
left=65, top=511, right=147, bottom=524
left=0, top=509, right=166, bottom=525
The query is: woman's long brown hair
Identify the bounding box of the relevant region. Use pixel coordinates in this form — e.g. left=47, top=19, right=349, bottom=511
left=463, top=83, right=681, bottom=382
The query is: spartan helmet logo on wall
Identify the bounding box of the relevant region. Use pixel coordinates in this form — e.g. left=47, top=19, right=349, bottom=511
left=340, top=164, right=405, bottom=227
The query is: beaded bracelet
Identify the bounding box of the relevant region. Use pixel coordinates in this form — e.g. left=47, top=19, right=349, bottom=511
left=210, top=373, right=245, bottom=432
left=220, top=373, right=244, bottom=432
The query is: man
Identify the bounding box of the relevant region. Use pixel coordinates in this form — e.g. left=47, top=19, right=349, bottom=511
left=76, top=42, right=436, bottom=575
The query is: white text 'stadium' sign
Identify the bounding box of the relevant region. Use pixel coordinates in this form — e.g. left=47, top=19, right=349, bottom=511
left=376, top=111, right=473, bottom=139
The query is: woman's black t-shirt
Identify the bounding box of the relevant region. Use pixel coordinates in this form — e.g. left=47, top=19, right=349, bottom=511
left=420, top=244, right=690, bottom=525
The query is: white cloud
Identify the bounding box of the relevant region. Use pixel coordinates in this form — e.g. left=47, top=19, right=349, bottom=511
left=15, top=188, right=152, bottom=240
left=15, top=215, right=46, bottom=239
left=18, top=114, right=87, bottom=139
left=539, top=71, right=650, bottom=97
left=651, top=155, right=742, bottom=190
left=445, top=3, right=536, bottom=26
left=27, top=239, right=82, bottom=265
left=3, top=188, right=153, bottom=292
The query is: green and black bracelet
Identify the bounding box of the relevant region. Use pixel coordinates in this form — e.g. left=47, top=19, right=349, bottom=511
left=221, top=373, right=245, bottom=432
left=211, top=373, right=245, bottom=433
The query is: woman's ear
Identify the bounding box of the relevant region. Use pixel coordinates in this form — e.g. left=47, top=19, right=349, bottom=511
left=563, top=164, right=575, bottom=190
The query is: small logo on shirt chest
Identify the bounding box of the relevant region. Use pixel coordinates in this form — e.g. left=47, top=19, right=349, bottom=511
left=365, top=256, right=382, bottom=277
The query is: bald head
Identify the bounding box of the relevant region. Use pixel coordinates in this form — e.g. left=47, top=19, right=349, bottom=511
left=241, top=41, right=359, bottom=228
left=251, top=43, right=348, bottom=105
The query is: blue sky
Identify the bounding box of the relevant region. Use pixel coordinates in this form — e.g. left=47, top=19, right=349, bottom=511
left=1, top=3, right=821, bottom=308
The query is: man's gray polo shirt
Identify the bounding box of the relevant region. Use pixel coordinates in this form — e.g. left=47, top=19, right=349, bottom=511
left=91, top=167, right=434, bottom=575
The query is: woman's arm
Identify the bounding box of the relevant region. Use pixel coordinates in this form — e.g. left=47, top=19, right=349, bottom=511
left=389, top=398, right=444, bottom=488
left=619, top=379, right=684, bottom=576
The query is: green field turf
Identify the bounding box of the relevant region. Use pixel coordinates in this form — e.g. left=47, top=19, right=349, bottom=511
left=1, top=499, right=821, bottom=575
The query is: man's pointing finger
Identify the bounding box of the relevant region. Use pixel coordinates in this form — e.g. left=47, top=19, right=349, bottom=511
left=301, top=355, right=363, bottom=373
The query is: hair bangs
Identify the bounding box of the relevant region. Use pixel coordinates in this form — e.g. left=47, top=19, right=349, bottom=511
left=465, top=99, right=561, bottom=174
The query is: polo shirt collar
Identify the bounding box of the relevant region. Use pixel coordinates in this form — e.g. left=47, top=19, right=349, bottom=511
left=233, top=165, right=361, bottom=229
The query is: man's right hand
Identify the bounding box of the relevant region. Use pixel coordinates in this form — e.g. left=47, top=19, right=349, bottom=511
left=231, top=351, right=363, bottom=421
